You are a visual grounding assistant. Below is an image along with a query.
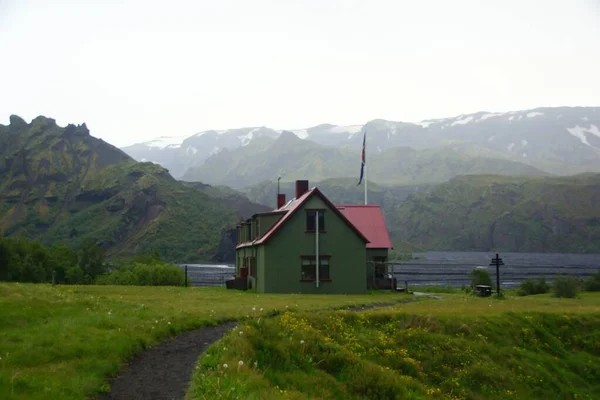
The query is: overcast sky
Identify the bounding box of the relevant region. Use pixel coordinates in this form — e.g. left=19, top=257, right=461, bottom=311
left=1, top=0, right=598, bottom=147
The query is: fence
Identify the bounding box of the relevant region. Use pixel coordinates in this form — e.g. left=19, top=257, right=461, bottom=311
left=390, top=262, right=599, bottom=289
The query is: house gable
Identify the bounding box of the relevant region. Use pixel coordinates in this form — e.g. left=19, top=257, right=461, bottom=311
left=255, top=188, right=369, bottom=246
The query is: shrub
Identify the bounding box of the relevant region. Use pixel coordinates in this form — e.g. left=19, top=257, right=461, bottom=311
left=518, top=278, right=550, bottom=296
left=583, top=270, right=600, bottom=292
left=469, top=268, right=492, bottom=289
left=96, top=262, right=185, bottom=286
left=551, top=276, right=580, bottom=298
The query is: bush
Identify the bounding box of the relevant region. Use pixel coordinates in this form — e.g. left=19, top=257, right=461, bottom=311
left=518, top=278, right=550, bottom=296
left=583, top=270, right=600, bottom=292
left=96, top=262, right=185, bottom=286
left=469, top=268, right=492, bottom=289
left=551, top=276, right=580, bottom=298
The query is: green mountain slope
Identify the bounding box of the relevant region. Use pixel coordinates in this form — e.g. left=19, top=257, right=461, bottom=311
left=392, top=173, right=600, bottom=253
left=182, top=131, right=548, bottom=189
left=0, top=115, right=251, bottom=262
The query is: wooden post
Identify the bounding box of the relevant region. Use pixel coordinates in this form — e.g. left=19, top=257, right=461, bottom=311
left=52, top=270, right=56, bottom=287
left=489, top=254, right=504, bottom=297
left=184, top=265, right=188, bottom=287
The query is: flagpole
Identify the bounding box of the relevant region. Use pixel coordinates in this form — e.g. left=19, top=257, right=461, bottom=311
left=364, top=155, right=367, bottom=205
left=364, top=131, right=367, bottom=205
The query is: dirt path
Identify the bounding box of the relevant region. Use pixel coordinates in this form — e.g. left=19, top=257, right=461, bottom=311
left=99, top=322, right=236, bottom=400
left=98, top=298, right=425, bottom=400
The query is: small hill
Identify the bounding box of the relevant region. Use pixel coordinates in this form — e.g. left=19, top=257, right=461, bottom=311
left=392, top=173, right=600, bottom=253
left=0, top=115, right=260, bottom=262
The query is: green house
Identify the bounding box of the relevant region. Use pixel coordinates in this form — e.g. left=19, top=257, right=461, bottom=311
left=235, top=180, right=392, bottom=293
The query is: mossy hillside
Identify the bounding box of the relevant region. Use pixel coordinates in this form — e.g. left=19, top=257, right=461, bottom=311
left=190, top=294, right=600, bottom=400
left=391, top=173, right=600, bottom=253
left=0, top=116, right=241, bottom=261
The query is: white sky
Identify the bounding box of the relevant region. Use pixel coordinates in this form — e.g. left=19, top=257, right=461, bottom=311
left=1, top=0, right=599, bottom=147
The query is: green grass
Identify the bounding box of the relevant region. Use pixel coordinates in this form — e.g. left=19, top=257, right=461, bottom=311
left=0, top=283, right=406, bottom=400
left=189, top=293, right=600, bottom=399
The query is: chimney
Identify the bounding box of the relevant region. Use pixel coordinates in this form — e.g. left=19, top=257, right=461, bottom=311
left=277, top=193, right=286, bottom=209
left=295, top=180, right=309, bottom=198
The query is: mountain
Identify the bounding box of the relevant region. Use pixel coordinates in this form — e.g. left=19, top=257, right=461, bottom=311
left=121, top=107, right=600, bottom=178
left=0, top=115, right=264, bottom=262
left=391, top=173, right=600, bottom=253
left=122, top=127, right=280, bottom=178
left=181, top=131, right=546, bottom=188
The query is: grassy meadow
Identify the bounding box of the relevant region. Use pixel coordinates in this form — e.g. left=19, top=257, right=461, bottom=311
left=0, top=283, right=404, bottom=400
left=189, top=292, right=600, bottom=400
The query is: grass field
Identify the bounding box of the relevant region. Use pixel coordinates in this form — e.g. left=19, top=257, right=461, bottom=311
left=189, top=292, right=600, bottom=400
left=0, top=283, right=405, bottom=400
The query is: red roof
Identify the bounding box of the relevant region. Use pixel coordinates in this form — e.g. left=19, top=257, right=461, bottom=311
left=240, top=188, right=369, bottom=247
left=336, top=205, right=393, bottom=249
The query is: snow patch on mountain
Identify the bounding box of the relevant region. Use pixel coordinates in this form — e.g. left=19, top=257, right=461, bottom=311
left=291, top=129, right=309, bottom=139
left=209, top=146, right=220, bottom=156
left=451, top=116, right=474, bottom=126
left=566, top=125, right=600, bottom=146
left=527, top=112, right=544, bottom=118
left=508, top=142, right=515, bottom=151
left=478, top=113, right=503, bottom=121
left=143, top=136, right=187, bottom=149
left=329, top=125, right=362, bottom=134
left=415, top=121, right=433, bottom=128
left=186, top=146, right=198, bottom=155
left=521, top=140, right=528, bottom=147
left=240, top=128, right=259, bottom=146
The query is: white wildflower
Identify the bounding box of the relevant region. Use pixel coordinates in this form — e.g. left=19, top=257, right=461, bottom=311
left=239, top=331, right=243, bottom=335
left=260, top=308, right=263, bottom=311
left=252, top=307, right=256, bottom=311
left=238, top=360, right=244, bottom=366
left=223, top=347, right=227, bottom=351
left=300, top=340, right=305, bottom=344
left=223, top=363, right=228, bottom=369
left=168, top=321, right=171, bottom=325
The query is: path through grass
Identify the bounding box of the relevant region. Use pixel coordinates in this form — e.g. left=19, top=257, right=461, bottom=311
left=0, top=283, right=404, bottom=400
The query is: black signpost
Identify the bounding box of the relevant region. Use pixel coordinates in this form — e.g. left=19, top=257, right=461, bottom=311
left=489, top=253, right=504, bottom=297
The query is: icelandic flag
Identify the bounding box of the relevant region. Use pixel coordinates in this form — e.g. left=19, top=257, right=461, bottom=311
left=357, top=131, right=366, bottom=185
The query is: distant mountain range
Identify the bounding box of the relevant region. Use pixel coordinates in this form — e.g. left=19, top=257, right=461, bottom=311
left=122, top=106, right=600, bottom=181
left=180, top=131, right=546, bottom=188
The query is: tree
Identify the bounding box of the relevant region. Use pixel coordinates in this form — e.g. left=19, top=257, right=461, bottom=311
left=78, top=239, right=107, bottom=283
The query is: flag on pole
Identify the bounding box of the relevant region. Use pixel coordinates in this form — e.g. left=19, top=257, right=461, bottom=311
left=357, top=131, right=366, bottom=185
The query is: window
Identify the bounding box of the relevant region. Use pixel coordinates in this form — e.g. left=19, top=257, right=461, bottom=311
left=255, top=219, right=260, bottom=239
left=250, top=257, right=257, bottom=277
left=306, top=210, right=325, bottom=232
left=300, top=256, right=330, bottom=281
left=374, top=257, right=387, bottom=278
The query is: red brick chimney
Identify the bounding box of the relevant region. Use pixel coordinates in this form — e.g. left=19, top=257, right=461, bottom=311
left=277, top=193, right=286, bottom=209
left=295, top=180, right=309, bottom=198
